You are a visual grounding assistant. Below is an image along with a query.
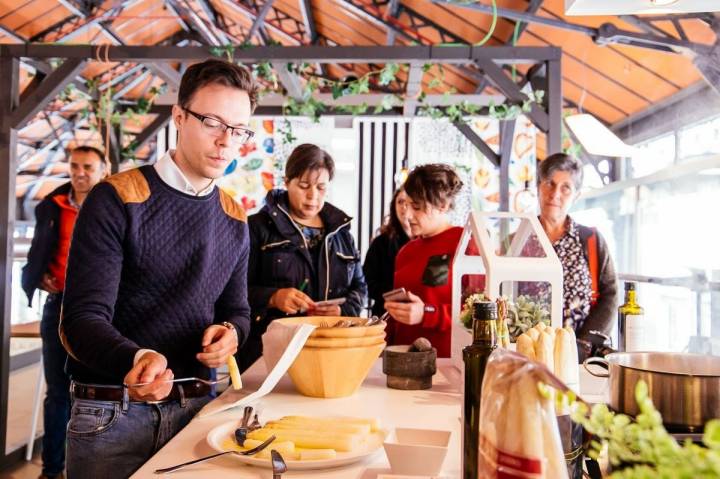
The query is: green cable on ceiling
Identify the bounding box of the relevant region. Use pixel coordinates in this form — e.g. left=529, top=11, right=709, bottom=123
left=474, top=0, right=498, bottom=46
left=511, top=20, right=521, bottom=81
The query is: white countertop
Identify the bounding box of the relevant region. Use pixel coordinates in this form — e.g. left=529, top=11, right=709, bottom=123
left=131, top=358, right=607, bottom=478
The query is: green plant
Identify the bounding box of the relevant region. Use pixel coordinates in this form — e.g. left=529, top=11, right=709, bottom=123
left=459, top=293, right=550, bottom=336
left=278, top=118, right=297, bottom=145
left=570, top=381, right=720, bottom=478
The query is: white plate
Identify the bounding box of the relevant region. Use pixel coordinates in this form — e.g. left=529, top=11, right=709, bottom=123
left=206, top=422, right=387, bottom=471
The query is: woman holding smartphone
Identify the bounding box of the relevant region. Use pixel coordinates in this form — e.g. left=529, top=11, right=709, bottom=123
left=383, top=164, right=463, bottom=357
left=363, top=187, right=413, bottom=317
left=242, top=144, right=367, bottom=370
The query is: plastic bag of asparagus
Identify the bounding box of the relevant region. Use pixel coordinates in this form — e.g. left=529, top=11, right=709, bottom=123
left=478, top=349, right=583, bottom=479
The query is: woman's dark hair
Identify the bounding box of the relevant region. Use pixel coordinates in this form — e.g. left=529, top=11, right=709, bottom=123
left=379, top=188, right=409, bottom=240
left=285, top=144, right=335, bottom=181
left=538, top=153, right=584, bottom=190
left=178, top=59, right=258, bottom=112
left=404, top=163, right=463, bottom=210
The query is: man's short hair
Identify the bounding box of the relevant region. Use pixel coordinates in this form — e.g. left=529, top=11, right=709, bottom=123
left=71, top=146, right=106, bottom=166
left=178, top=59, right=258, bottom=113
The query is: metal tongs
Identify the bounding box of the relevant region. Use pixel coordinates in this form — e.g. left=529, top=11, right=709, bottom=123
left=129, top=374, right=230, bottom=388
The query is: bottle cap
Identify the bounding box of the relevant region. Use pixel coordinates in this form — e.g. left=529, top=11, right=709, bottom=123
left=624, top=282, right=636, bottom=291
left=473, top=300, right=497, bottom=319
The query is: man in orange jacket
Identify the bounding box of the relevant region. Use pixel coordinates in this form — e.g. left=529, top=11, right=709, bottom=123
left=21, top=146, right=107, bottom=479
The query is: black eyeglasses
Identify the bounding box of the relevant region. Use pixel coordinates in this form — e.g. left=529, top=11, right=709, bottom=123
left=183, top=108, right=255, bottom=144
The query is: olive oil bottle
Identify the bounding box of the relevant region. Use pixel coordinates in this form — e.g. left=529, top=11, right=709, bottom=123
left=462, top=301, right=498, bottom=479
left=618, top=282, right=646, bottom=351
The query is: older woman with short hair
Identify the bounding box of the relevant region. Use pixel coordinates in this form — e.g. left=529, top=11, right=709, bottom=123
left=537, top=153, right=618, bottom=340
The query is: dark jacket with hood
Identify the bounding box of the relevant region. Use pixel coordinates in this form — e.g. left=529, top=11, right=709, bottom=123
left=21, top=182, right=72, bottom=305
left=241, top=189, right=367, bottom=369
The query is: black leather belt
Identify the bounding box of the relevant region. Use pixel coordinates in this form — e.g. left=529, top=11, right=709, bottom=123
left=72, top=381, right=210, bottom=402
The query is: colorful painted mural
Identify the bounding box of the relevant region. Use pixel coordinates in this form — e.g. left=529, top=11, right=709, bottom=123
left=410, top=115, right=538, bottom=224
left=216, top=117, right=332, bottom=215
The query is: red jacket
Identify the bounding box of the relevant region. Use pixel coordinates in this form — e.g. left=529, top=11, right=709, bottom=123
left=47, top=193, right=79, bottom=292
left=389, top=226, right=464, bottom=357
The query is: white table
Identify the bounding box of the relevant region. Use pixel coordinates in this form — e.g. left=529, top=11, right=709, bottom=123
left=132, top=359, right=607, bottom=478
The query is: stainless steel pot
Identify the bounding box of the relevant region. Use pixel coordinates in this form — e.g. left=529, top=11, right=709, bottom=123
left=584, top=352, right=720, bottom=429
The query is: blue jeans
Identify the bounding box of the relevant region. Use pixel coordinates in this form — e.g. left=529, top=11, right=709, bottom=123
left=66, top=393, right=210, bottom=479
left=40, top=293, right=71, bottom=477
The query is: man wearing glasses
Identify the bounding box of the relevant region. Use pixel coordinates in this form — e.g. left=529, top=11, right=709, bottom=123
left=60, top=59, right=257, bottom=479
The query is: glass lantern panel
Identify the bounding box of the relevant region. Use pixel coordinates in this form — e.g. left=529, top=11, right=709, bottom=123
left=479, top=215, right=547, bottom=258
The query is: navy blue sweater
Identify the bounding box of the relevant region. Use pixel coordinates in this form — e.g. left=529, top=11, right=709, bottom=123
left=61, top=165, right=251, bottom=384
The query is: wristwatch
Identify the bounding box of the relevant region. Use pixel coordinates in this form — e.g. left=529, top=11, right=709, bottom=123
left=221, top=321, right=237, bottom=337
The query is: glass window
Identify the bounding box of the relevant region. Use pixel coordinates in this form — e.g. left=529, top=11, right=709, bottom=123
left=630, top=134, right=675, bottom=178
left=678, top=115, right=720, bottom=160
left=573, top=172, right=720, bottom=353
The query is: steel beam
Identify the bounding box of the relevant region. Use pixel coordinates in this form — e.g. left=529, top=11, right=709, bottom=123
left=454, top=121, right=500, bottom=167
left=432, top=0, right=595, bottom=35
left=475, top=58, right=549, bottom=131
left=147, top=63, right=181, bottom=90
left=618, top=15, right=671, bottom=38
left=246, top=0, right=277, bottom=42
left=403, top=63, right=423, bottom=117
left=195, top=0, right=231, bottom=44
left=385, top=0, right=400, bottom=45
left=220, top=0, right=301, bottom=45
left=516, top=0, right=544, bottom=40
left=594, top=22, right=711, bottom=54
left=10, top=58, right=87, bottom=129
left=272, top=62, right=305, bottom=101
left=132, top=112, right=171, bottom=152
left=99, top=64, right=144, bottom=91
left=433, top=0, right=713, bottom=55
left=0, top=24, right=25, bottom=43
left=112, top=70, right=150, bottom=99
left=0, top=44, right=560, bottom=63
left=546, top=58, right=562, bottom=155
left=169, top=0, right=221, bottom=45
left=0, top=55, right=20, bottom=460
left=164, top=0, right=191, bottom=32
left=672, top=19, right=688, bottom=42
left=298, top=0, right=318, bottom=43
left=499, top=119, right=516, bottom=211
left=612, top=82, right=720, bottom=144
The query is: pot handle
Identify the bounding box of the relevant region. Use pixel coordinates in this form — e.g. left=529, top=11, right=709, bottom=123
left=583, top=357, right=610, bottom=378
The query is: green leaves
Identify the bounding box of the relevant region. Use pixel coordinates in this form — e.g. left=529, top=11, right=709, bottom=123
left=283, top=96, right=326, bottom=122
left=378, top=63, right=400, bottom=86
left=278, top=119, right=297, bottom=145
left=209, top=44, right=235, bottom=61
left=570, top=380, right=720, bottom=478
left=373, top=94, right=398, bottom=114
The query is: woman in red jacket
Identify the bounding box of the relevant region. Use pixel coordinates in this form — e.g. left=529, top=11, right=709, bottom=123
left=384, top=163, right=464, bottom=357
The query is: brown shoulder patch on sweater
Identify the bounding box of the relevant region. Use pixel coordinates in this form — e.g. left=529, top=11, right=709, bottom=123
left=105, top=169, right=150, bottom=204
left=218, top=188, right=247, bottom=222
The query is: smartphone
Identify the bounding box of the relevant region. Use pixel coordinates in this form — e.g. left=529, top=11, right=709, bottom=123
left=313, top=297, right=347, bottom=308
left=383, top=287, right=411, bottom=303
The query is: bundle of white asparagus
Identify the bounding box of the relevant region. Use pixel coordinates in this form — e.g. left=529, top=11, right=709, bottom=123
left=478, top=349, right=569, bottom=479
left=515, top=322, right=580, bottom=392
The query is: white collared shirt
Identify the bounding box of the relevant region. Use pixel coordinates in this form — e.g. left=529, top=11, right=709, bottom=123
left=153, top=149, right=215, bottom=196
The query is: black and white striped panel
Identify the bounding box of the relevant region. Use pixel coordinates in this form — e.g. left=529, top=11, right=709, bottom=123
left=354, top=119, right=410, bottom=260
